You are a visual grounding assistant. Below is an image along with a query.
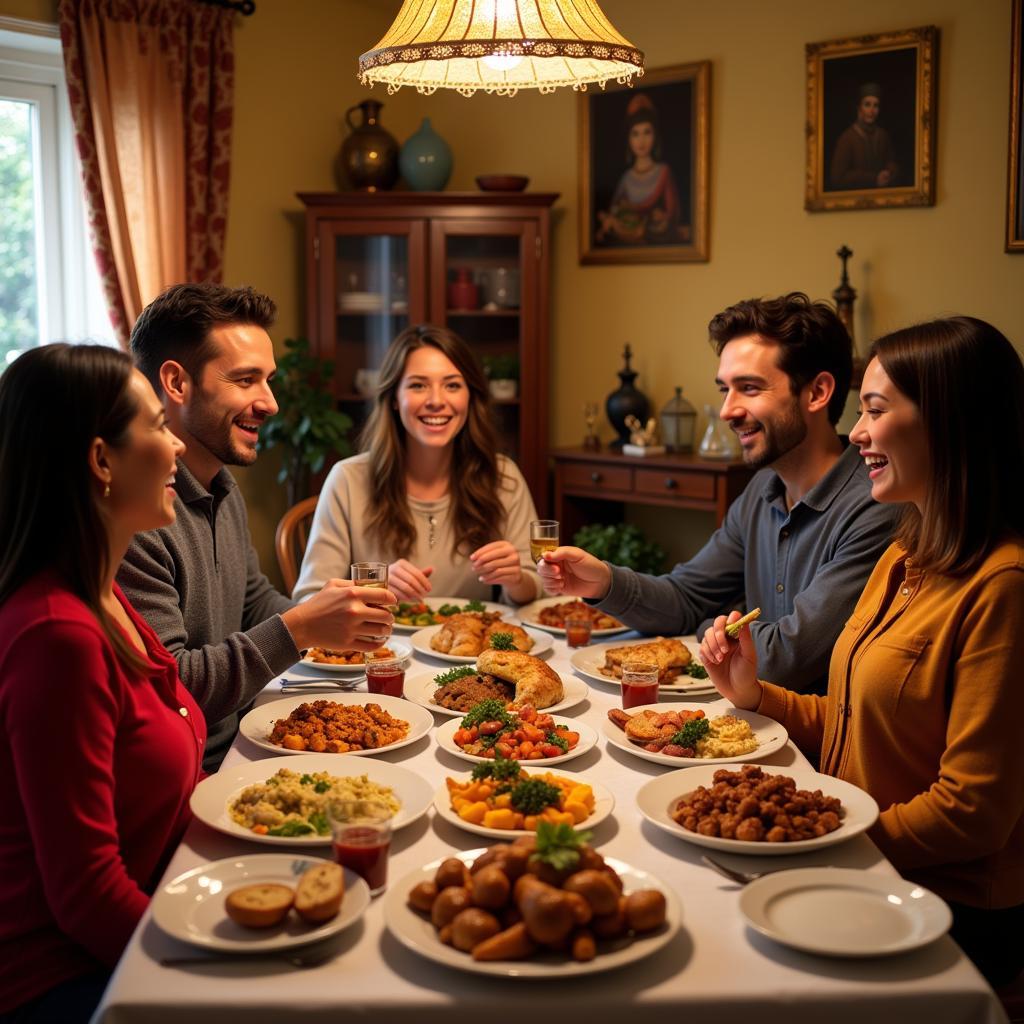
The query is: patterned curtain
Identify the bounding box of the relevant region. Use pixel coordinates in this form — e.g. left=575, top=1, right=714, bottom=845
left=58, top=0, right=235, bottom=348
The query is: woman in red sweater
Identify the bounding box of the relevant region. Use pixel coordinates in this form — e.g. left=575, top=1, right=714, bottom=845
left=0, top=345, right=205, bottom=1022
left=701, top=316, right=1024, bottom=985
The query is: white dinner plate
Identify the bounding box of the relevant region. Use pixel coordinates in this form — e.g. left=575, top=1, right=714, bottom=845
left=738, top=868, right=951, bottom=957
left=298, top=637, right=412, bottom=674
left=435, top=714, right=597, bottom=767
left=410, top=624, right=553, bottom=663
left=516, top=596, right=630, bottom=637
left=404, top=669, right=588, bottom=717
left=384, top=850, right=679, bottom=977
left=570, top=636, right=717, bottom=696
left=432, top=774, right=614, bottom=839
left=636, top=763, right=879, bottom=855
left=238, top=692, right=434, bottom=758
left=602, top=701, right=788, bottom=767
left=390, top=597, right=514, bottom=634
left=151, top=853, right=370, bottom=953
left=189, top=754, right=435, bottom=846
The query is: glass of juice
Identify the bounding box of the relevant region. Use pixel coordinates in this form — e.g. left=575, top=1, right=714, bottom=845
left=328, top=799, right=393, bottom=897
left=530, top=520, right=559, bottom=563
left=564, top=613, right=593, bottom=648
left=351, top=561, right=391, bottom=643
left=365, top=655, right=408, bottom=698
left=621, top=660, right=660, bottom=709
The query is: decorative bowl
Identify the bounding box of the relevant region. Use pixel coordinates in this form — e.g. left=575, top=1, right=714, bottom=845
left=475, top=175, right=529, bottom=192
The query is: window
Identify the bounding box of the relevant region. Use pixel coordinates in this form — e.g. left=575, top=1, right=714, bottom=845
left=0, top=17, right=115, bottom=363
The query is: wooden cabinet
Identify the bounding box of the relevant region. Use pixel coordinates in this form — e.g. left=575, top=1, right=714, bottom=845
left=552, top=447, right=755, bottom=543
left=298, top=192, right=558, bottom=509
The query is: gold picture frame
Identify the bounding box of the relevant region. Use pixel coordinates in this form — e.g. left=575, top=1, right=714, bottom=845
left=578, top=61, right=710, bottom=263
left=1008, top=0, right=1024, bottom=251
left=806, top=26, right=938, bottom=212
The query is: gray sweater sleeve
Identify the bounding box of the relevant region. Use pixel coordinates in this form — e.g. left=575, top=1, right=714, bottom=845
left=118, top=530, right=299, bottom=725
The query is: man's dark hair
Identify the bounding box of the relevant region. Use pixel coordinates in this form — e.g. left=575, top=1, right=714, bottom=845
left=708, top=292, right=853, bottom=425
left=130, top=283, right=276, bottom=390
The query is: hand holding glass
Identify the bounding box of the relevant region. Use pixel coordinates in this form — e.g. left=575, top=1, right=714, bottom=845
left=530, top=520, right=559, bottom=564
left=351, top=562, right=391, bottom=644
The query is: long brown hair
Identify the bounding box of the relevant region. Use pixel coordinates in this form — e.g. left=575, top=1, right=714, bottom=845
left=0, top=344, right=146, bottom=670
left=870, top=316, right=1024, bottom=573
left=360, top=325, right=505, bottom=558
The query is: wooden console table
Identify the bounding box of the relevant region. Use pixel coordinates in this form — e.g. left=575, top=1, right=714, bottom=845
left=551, top=447, right=755, bottom=541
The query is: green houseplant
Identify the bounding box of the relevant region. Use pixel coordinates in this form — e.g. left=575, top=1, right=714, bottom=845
left=572, top=522, right=667, bottom=576
left=256, top=337, right=353, bottom=507
left=482, top=353, right=520, bottom=401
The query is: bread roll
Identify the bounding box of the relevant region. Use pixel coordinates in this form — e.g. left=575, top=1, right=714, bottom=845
left=224, top=883, right=294, bottom=928
left=294, top=862, right=345, bottom=923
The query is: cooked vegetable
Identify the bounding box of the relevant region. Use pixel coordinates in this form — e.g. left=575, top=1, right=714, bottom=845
left=669, top=716, right=710, bottom=750
left=470, top=755, right=522, bottom=785
left=684, top=662, right=709, bottom=679
left=509, top=778, right=562, bottom=816
left=724, top=607, right=762, bottom=638
left=267, top=820, right=315, bottom=837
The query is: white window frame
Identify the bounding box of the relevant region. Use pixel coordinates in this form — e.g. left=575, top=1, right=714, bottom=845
left=0, top=16, right=114, bottom=346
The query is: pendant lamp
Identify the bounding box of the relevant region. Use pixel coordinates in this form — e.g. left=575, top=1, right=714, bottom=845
left=359, top=0, right=644, bottom=97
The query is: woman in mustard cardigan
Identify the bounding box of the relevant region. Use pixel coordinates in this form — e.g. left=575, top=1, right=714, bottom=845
left=701, top=316, right=1024, bottom=986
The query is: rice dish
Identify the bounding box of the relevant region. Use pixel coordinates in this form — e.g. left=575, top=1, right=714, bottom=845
left=229, top=767, right=400, bottom=837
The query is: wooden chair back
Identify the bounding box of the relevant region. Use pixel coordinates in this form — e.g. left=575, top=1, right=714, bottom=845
left=275, top=495, right=318, bottom=594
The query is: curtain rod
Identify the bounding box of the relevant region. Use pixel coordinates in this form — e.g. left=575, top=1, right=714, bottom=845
left=196, top=0, right=255, bottom=15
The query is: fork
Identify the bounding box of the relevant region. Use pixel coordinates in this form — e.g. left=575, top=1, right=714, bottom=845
left=280, top=676, right=363, bottom=694
left=160, top=945, right=335, bottom=969
left=700, top=854, right=788, bottom=886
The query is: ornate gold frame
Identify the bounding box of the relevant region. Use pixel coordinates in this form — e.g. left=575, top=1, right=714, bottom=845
left=1008, top=0, right=1024, bottom=251
left=578, top=61, right=710, bottom=263
left=805, top=26, right=938, bottom=212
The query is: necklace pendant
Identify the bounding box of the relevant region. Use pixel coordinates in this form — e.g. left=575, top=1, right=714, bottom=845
left=427, top=514, right=436, bottom=549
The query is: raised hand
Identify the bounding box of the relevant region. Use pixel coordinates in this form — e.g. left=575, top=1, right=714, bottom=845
left=699, top=611, right=762, bottom=710
left=537, top=546, right=612, bottom=600
left=388, top=559, right=434, bottom=602
left=469, top=540, right=523, bottom=587
left=282, top=579, right=396, bottom=653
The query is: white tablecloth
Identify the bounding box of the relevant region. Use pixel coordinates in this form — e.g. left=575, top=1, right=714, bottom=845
left=93, top=636, right=1007, bottom=1024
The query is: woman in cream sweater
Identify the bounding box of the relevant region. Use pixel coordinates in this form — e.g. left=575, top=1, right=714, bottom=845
left=701, top=316, right=1024, bottom=986
left=294, top=325, right=542, bottom=606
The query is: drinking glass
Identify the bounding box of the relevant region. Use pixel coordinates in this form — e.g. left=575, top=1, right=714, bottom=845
left=621, top=660, right=660, bottom=709
left=351, top=562, right=391, bottom=643
left=365, top=655, right=408, bottom=698
left=564, top=613, right=593, bottom=648
left=328, top=799, right=393, bottom=897
left=530, top=520, right=559, bottom=564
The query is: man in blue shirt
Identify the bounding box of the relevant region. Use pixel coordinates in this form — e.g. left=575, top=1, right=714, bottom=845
left=540, top=293, right=900, bottom=694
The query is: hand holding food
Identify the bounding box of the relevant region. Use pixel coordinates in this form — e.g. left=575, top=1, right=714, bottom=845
left=387, top=559, right=435, bottom=602
left=699, top=611, right=763, bottom=711
left=536, top=547, right=612, bottom=600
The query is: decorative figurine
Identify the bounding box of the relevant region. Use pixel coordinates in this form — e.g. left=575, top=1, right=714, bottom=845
left=583, top=402, right=601, bottom=450
left=833, top=244, right=863, bottom=388
left=622, top=415, right=665, bottom=457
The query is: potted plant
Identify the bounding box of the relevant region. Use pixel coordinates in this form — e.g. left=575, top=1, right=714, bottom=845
left=572, top=522, right=667, bottom=575
left=257, top=338, right=353, bottom=507
left=482, top=353, right=519, bottom=400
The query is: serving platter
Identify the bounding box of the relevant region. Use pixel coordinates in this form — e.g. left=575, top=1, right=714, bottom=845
left=602, top=701, right=788, bottom=768
left=410, top=624, right=553, bottom=663
left=516, top=596, right=629, bottom=637
left=384, top=850, right=680, bottom=977
left=151, top=854, right=370, bottom=953
left=432, top=774, right=615, bottom=840
left=403, top=670, right=588, bottom=718
left=435, top=715, right=598, bottom=767
left=189, top=753, right=435, bottom=846
left=390, top=596, right=513, bottom=634
left=569, top=636, right=717, bottom=696
left=636, top=763, right=879, bottom=855
left=738, top=868, right=951, bottom=957
left=298, top=637, right=412, bottom=674
left=238, top=692, right=433, bottom=758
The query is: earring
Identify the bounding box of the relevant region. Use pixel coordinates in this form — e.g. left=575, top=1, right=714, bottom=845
left=103, top=482, right=111, bottom=499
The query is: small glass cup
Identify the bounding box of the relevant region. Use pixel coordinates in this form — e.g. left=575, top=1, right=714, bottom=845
left=365, top=655, right=408, bottom=698
left=621, top=660, right=660, bottom=710
left=351, top=562, right=391, bottom=643
left=530, top=519, right=559, bottom=564
left=564, top=613, right=593, bottom=648
left=328, top=799, right=393, bottom=897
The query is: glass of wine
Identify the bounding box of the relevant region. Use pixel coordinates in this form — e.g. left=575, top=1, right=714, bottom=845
left=530, top=519, right=559, bottom=564
left=351, top=561, right=391, bottom=643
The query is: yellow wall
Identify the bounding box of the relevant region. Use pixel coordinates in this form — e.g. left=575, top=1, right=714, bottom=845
left=5, top=0, right=1023, bottom=578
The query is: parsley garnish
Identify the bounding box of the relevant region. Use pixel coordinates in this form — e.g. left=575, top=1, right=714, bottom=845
left=489, top=631, right=516, bottom=651
left=669, top=716, right=710, bottom=749
left=531, top=821, right=593, bottom=872
left=685, top=662, right=709, bottom=679
left=459, top=699, right=515, bottom=730
left=545, top=729, right=570, bottom=752
left=433, top=665, right=478, bottom=687
left=470, top=755, right=522, bottom=784
left=463, top=600, right=485, bottom=612
left=510, top=778, right=562, bottom=815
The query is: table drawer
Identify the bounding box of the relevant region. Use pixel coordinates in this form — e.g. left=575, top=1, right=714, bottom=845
left=560, top=462, right=633, bottom=492
left=634, top=467, right=716, bottom=501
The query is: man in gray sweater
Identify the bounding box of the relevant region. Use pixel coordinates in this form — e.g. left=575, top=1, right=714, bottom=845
left=540, top=293, right=900, bottom=695
left=118, top=284, right=395, bottom=771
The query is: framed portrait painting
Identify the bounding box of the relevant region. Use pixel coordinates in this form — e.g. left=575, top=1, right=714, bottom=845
left=578, top=61, right=710, bottom=264
left=805, top=26, right=938, bottom=212
left=1008, top=0, right=1024, bottom=251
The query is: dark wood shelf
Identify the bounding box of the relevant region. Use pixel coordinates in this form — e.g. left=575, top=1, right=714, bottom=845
left=446, top=308, right=520, bottom=317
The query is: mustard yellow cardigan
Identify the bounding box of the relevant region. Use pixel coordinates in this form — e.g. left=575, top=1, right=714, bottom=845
left=759, top=539, right=1024, bottom=909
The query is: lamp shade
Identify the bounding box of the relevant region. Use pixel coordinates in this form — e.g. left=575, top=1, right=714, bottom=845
left=359, top=0, right=644, bottom=97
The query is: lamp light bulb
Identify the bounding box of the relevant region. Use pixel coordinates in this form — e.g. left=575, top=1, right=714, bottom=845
left=481, top=53, right=524, bottom=72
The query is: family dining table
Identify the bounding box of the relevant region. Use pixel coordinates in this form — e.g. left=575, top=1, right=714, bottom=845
left=92, top=622, right=1008, bottom=1024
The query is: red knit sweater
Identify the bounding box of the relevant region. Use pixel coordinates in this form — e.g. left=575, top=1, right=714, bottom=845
left=0, top=573, right=205, bottom=1012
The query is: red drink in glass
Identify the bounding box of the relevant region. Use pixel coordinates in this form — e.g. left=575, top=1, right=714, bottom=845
left=333, top=827, right=390, bottom=894
left=365, top=661, right=405, bottom=697
left=565, top=615, right=593, bottom=648
left=621, top=679, right=660, bottom=709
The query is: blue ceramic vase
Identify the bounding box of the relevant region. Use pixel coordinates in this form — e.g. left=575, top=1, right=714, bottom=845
left=399, top=118, right=452, bottom=191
